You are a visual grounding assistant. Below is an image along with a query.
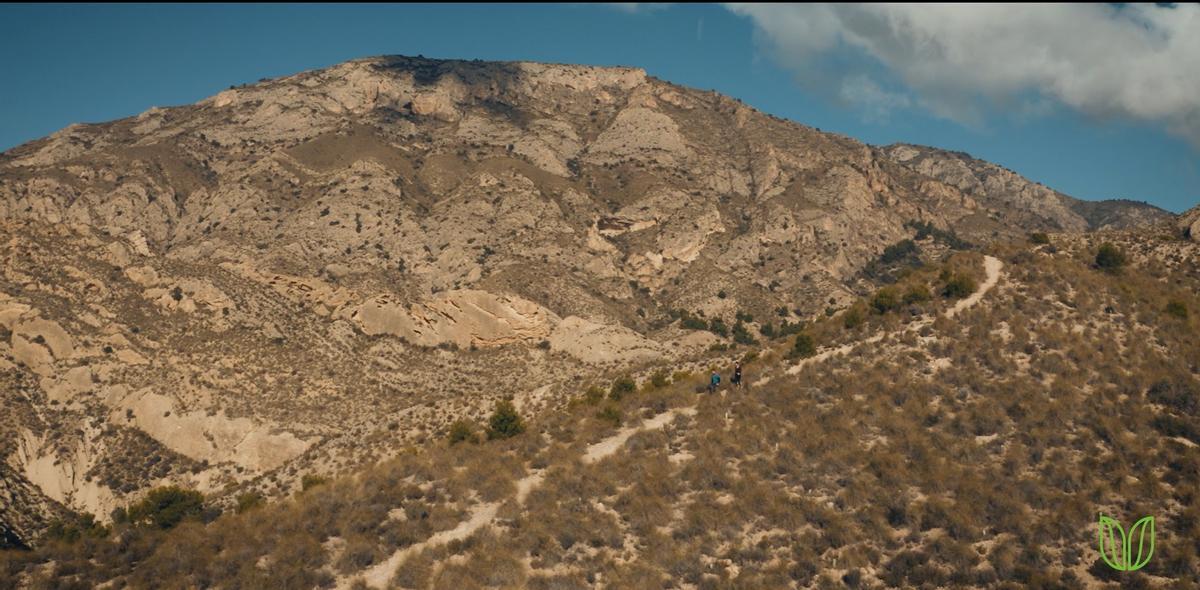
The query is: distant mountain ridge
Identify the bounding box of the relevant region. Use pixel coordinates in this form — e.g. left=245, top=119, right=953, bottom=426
left=881, top=143, right=1173, bottom=232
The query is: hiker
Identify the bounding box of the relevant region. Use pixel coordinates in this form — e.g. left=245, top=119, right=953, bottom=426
left=732, top=361, right=742, bottom=388
left=708, top=371, right=721, bottom=394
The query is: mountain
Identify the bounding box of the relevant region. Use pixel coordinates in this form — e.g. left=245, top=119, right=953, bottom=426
left=0, top=54, right=1190, bottom=559
left=882, top=143, right=1173, bottom=232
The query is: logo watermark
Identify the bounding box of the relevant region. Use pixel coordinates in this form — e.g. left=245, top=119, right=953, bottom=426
left=1098, top=514, right=1155, bottom=572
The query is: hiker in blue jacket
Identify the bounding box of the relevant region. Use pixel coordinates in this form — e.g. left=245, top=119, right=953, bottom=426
left=708, top=370, right=721, bottom=394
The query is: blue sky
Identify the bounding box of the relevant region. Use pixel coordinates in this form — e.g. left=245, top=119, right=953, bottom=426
left=1, top=3, right=1196, bottom=212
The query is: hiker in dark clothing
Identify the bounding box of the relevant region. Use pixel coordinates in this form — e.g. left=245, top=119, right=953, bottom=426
left=732, top=362, right=742, bottom=388
left=708, top=371, right=721, bottom=394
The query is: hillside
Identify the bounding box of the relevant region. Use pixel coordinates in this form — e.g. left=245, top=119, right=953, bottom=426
left=3, top=224, right=1198, bottom=588
left=0, top=54, right=1193, bottom=575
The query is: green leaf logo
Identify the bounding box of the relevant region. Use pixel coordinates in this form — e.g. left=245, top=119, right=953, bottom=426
left=1098, top=514, right=1155, bottom=571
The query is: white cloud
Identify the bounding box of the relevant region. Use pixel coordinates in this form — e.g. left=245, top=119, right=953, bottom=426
left=838, top=75, right=911, bottom=122
left=605, top=3, right=672, bottom=14
left=725, top=3, right=1200, bottom=146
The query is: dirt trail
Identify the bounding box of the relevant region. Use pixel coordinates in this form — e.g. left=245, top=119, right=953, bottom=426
left=583, top=407, right=696, bottom=464
left=755, top=255, right=1003, bottom=386
left=340, top=407, right=695, bottom=589
left=945, top=255, right=1003, bottom=319
left=343, top=256, right=1002, bottom=587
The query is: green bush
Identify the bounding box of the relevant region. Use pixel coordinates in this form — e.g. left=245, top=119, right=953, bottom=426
left=1165, top=300, right=1189, bottom=319
left=648, top=370, right=671, bottom=389
left=708, top=318, right=729, bottom=337
left=903, top=285, right=932, bottom=304
left=487, top=399, right=525, bottom=440
left=790, top=333, right=816, bottom=359
left=236, top=491, right=265, bottom=514
left=732, top=322, right=757, bottom=345
left=1029, top=232, right=1050, bottom=245
left=759, top=323, right=776, bottom=338
left=44, top=514, right=109, bottom=544
left=1095, top=243, right=1126, bottom=271
left=448, top=420, right=477, bottom=445
left=842, top=306, right=866, bottom=329
left=880, top=239, right=919, bottom=264
left=679, top=310, right=708, bottom=331
left=126, top=486, right=205, bottom=530
left=778, top=320, right=805, bottom=337
left=609, top=376, right=637, bottom=400
left=871, top=287, right=902, bottom=314
left=942, top=273, right=977, bottom=299
left=596, top=404, right=621, bottom=427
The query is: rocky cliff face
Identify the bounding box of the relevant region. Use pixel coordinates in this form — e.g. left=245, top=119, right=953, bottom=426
left=0, top=55, right=1180, bottom=545
left=1179, top=204, right=1200, bottom=242
left=882, top=143, right=1172, bottom=232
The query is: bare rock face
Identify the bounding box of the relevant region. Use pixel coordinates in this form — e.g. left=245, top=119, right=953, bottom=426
left=548, top=316, right=665, bottom=364
left=0, top=55, right=1174, bottom=545
left=883, top=144, right=1172, bottom=232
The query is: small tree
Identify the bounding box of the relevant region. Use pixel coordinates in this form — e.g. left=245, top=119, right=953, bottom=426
left=871, top=287, right=902, bottom=314
left=1095, top=243, right=1126, bottom=271
left=732, top=322, right=757, bottom=345
left=487, top=399, right=525, bottom=440
left=942, top=273, right=977, bottom=299
left=791, top=333, right=816, bottom=359
left=126, top=486, right=205, bottom=530
left=609, top=375, right=637, bottom=400
left=1029, top=232, right=1051, bottom=245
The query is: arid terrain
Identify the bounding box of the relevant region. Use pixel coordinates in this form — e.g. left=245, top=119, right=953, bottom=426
left=1, top=55, right=1197, bottom=589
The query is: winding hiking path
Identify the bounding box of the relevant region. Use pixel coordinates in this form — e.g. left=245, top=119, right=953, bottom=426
left=339, top=407, right=696, bottom=589
left=339, top=256, right=1003, bottom=588
left=945, top=255, right=1004, bottom=319
left=755, top=255, right=1004, bottom=386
